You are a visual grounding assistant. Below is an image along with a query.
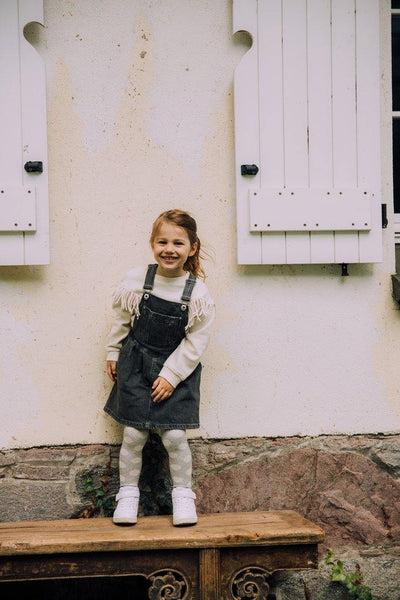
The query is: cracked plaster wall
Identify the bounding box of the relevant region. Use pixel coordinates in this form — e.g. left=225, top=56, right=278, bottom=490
left=0, top=1, right=400, bottom=450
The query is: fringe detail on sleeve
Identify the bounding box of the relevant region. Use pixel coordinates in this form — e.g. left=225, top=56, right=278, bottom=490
left=112, top=286, right=142, bottom=318
left=186, top=296, right=214, bottom=331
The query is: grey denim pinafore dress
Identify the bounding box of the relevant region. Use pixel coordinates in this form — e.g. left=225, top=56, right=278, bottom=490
left=104, top=264, right=201, bottom=430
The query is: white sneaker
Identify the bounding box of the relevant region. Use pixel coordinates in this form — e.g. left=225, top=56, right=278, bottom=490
left=172, top=487, right=198, bottom=526
left=113, top=486, right=140, bottom=525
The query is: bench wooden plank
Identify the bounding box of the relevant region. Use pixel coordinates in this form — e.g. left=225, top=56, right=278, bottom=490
left=0, top=510, right=324, bottom=556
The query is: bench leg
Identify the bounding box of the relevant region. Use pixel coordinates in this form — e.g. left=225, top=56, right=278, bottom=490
left=199, top=548, right=220, bottom=600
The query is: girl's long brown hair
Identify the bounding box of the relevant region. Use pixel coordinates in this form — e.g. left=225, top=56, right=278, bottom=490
left=150, top=209, right=206, bottom=279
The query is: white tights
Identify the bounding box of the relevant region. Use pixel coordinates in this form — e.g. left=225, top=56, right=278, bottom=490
left=118, top=426, right=192, bottom=489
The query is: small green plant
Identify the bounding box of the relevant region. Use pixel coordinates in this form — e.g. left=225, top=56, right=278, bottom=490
left=79, top=464, right=115, bottom=518
left=325, top=548, right=372, bottom=600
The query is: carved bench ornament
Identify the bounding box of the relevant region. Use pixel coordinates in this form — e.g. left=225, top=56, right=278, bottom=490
left=231, top=566, right=271, bottom=600
left=148, top=569, right=189, bottom=600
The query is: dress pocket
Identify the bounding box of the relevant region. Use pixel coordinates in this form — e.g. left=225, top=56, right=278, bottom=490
left=150, top=355, right=165, bottom=383
left=138, top=305, right=182, bottom=349
left=117, top=338, right=141, bottom=382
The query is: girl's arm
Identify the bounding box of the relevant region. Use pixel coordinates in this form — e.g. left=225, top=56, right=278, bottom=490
left=105, top=267, right=144, bottom=363
left=105, top=302, right=132, bottom=382
left=105, top=304, right=132, bottom=363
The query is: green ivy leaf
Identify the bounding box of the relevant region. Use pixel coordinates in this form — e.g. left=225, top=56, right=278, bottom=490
left=325, top=548, right=335, bottom=565
left=331, top=562, right=346, bottom=583
left=358, top=586, right=372, bottom=600
left=347, top=582, right=358, bottom=595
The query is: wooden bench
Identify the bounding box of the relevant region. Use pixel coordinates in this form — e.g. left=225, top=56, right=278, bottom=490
left=0, top=510, right=324, bottom=599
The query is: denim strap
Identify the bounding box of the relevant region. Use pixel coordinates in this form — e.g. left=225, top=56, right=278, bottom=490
left=181, top=273, right=196, bottom=302
left=143, top=264, right=158, bottom=291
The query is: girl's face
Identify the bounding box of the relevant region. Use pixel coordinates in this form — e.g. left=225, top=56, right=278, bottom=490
left=152, top=221, right=197, bottom=278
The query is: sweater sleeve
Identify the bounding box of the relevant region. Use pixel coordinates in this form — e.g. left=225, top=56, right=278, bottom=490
left=105, top=267, right=144, bottom=362
left=105, top=305, right=132, bottom=362
left=158, top=290, right=215, bottom=388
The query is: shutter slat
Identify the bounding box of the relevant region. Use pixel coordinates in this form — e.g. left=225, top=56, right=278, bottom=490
left=356, top=0, right=383, bottom=263
left=234, top=0, right=262, bottom=264
left=308, top=0, right=335, bottom=263
left=283, top=0, right=311, bottom=262
left=259, top=0, right=286, bottom=263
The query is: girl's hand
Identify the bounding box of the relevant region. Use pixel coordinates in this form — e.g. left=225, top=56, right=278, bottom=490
left=107, top=360, right=117, bottom=382
left=151, top=377, right=174, bottom=403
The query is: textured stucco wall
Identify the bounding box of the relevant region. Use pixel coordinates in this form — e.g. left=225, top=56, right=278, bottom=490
left=1, top=0, right=400, bottom=449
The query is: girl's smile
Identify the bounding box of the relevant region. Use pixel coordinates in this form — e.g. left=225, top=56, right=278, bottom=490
left=152, top=221, right=197, bottom=277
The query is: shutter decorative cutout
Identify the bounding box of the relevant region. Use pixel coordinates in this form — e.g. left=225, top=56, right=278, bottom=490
left=233, top=0, right=382, bottom=265
left=0, top=0, right=49, bottom=265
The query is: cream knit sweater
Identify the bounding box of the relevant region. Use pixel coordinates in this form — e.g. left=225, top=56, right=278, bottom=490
left=106, top=266, right=215, bottom=388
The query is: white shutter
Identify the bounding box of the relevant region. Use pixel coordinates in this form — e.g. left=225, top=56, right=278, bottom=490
left=0, top=0, right=49, bottom=265
left=233, top=0, right=382, bottom=265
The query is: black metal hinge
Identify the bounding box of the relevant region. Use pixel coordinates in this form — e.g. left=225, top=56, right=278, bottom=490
left=24, top=161, right=43, bottom=173
left=241, top=164, right=259, bottom=176
left=382, top=204, right=388, bottom=229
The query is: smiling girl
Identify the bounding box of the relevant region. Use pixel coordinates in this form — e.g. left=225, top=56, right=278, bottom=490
left=104, top=210, right=215, bottom=526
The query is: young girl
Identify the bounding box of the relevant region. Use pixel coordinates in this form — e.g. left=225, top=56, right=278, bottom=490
left=104, top=209, right=215, bottom=526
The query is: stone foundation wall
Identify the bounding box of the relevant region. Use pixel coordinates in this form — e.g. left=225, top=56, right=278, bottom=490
left=1, top=434, right=400, bottom=599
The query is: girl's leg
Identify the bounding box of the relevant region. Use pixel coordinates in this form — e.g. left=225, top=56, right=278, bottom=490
left=119, top=426, right=149, bottom=486
left=160, top=429, right=197, bottom=526
left=113, top=427, right=149, bottom=525
left=159, top=429, right=192, bottom=489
